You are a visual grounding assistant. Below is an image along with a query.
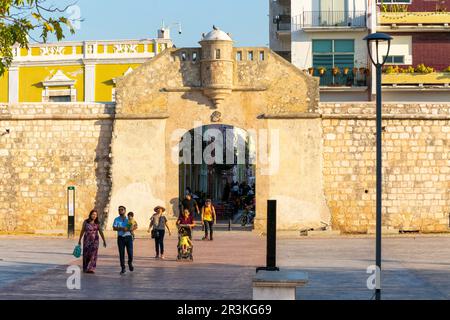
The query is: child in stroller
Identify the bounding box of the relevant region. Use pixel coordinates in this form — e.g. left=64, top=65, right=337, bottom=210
left=177, top=225, right=193, bottom=261
left=176, top=209, right=196, bottom=261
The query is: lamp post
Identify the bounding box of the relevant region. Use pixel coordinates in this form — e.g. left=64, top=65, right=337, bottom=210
left=363, top=32, right=392, bottom=301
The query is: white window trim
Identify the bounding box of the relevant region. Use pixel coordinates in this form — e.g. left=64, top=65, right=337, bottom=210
left=41, top=70, right=77, bottom=102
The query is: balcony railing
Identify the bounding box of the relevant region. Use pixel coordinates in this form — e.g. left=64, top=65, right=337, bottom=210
left=312, top=70, right=368, bottom=87
left=294, top=11, right=367, bottom=29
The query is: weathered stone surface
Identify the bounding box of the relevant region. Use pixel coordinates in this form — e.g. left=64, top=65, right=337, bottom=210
left=321, top=103, right=450, bottom=233
left=0, top=104, right=113, bottom=233
left=110, top=42, right=323, bottom=232
left=0, top=57, right=449, bottom=234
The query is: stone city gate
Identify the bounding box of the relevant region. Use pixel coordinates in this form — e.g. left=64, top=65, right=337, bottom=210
left=1, top=28, right=447, bottom=234
left=108, top=27, right=331, bottom=231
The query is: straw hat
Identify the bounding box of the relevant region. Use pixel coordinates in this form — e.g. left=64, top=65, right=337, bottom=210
left=154, top=206, right=166, bottom=213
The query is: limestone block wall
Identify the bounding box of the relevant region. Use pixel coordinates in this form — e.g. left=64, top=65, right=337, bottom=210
left=320, top=103, right=450, bottom=233
left=0, top=103, right=114, bottom=233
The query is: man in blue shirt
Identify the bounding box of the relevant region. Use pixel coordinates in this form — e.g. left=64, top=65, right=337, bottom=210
left=113, top=205, right=134, bottom=275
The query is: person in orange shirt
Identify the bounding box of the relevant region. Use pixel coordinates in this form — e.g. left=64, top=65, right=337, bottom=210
left=201, top=199, right=216, bottom=241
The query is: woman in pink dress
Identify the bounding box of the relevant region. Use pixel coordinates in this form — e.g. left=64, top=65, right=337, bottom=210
left=78, top=209, right=107, bottom=273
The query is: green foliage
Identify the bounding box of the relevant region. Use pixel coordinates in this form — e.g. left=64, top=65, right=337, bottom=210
left=415, top=63, right=434, bottom=74
left=384, top=65, right=399, bottom=74
left=380, top=0, right=409, bottom=13
left=0, top=0, right=76, bottom=75
left=402, top=66, right=415, bottom=74
left=332, top=66, right=340, bottom=75
left=443, top=66, right=450, bottom=73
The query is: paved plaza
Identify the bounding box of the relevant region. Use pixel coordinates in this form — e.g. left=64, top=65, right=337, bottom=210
left=0, top=230, right=449, bottom=300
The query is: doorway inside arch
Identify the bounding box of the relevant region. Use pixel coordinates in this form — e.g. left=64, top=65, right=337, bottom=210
left=179, top=124, right=256, bottom=229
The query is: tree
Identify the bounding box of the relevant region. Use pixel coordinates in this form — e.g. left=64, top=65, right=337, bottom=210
left=0, top=0, right=76, bottom=75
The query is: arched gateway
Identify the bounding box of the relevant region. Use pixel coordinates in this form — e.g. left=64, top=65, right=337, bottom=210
left=108, top=27, right=330, bottom=232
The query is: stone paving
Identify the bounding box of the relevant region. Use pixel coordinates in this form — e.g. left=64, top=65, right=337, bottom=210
left=0, top=232, right=449, bottom=300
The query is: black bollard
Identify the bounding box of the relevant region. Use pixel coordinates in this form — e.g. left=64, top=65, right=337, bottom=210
left=256, top=200, right=279, bottom=272
left=67, top=186, right=75, bottom=238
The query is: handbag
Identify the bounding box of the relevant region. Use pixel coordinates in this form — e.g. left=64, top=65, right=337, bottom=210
left=72, top=244, right=81, bottom=258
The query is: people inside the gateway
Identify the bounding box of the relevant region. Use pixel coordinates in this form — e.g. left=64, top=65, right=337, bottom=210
left=127, top=212, right=138, bottom=241
left=222, top=181, right=231, bottom=202
left=149, top=206, right=172, bottom=260
left=78, top=209, right=107, bottom=274
left=181, top=193, right=200, bottom=218
left=113, top=205, right=134, bottom=275
left=201, top=199, right=216, bottom=241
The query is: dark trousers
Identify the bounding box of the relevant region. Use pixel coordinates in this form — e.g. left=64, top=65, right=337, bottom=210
left=154, top=229, right=165, bottom=255
left=117, top=235, right=133, bottom=270
left=204, top=220, right=214, bottom=240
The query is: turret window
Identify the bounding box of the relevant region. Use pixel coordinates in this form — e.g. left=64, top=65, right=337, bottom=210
left=236, top=51, right=242, bottom=61
left=215, top=49, right=221, bottom=59
left=260, top=51, right=265, bottom=61
left=248, top=51, right=254, bottom=61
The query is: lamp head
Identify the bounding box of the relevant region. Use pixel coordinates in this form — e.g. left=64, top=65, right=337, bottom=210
left=364, top=33, right=393, bottom=67
left=363, top=32, right=393, bottom=43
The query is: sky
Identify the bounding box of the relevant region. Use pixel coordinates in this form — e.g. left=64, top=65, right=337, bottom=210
left=39, top=0, right=270, bottom=47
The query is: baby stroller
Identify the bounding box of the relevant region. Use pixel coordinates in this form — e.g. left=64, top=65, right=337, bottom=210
left=177, top=225, right=193, bottom=262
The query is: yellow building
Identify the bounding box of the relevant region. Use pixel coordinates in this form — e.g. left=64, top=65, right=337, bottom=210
left=1, top=30, right=172, bottom=104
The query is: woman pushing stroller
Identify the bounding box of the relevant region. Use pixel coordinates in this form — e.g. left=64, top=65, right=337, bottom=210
left=176, top=209, right=197, bottom=261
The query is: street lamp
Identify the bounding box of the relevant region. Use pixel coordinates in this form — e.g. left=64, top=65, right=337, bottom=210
left=363, top=32, right=392, bottom=301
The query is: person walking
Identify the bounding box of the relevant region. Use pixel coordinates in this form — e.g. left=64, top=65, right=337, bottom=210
left=148, top=206, right=171, bottom=259
left=181, top=193, right=200, bottom=218
left=78, top=209, right=107, bottom=273
left=113, top=205, right=134, bottom=275
left=177, top=208, right=196, bottom=239
left=201, top=199, right=216, bottom=241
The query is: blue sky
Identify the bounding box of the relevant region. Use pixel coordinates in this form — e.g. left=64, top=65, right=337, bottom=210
left=46, top=0, right=269, bottom=47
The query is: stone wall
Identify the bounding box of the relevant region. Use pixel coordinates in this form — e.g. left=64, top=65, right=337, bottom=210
left=320, top=103, right=450, bottom=233
left=0, top=103, right=114, bottom=233
left=0, top=100, right=449, bottom=234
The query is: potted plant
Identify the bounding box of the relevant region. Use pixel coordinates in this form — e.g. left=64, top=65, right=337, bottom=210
left=317, top=66, right=326, bottom=76
left=415, top=63, right=434, bottom=74
left=403, top=66, right=415, bottom=73
left=352, top=67, right=358, bottom=75
left=384, top=65, right=398, bottom=74
left=343, top=67, right=350, bottom=75
left=308, top=67, right=315, bottom=76
left=332, top=66, right=340, bottom=76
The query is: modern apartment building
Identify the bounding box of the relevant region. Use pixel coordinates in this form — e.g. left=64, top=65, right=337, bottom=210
left=270, top=0, right=450, bottom=102
left=376, top=0, right=450, bottom=101
left=270, top=0, right=373, bottom=101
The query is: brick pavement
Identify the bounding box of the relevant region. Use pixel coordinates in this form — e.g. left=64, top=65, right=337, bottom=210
left=1, top=232, right=450, bottom=300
